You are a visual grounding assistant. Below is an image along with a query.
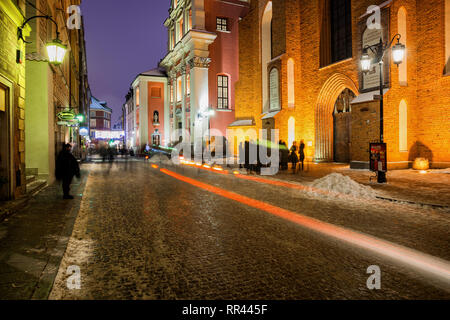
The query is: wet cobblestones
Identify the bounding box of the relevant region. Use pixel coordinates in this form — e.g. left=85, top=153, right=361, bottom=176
left=50, top=160, right=450, bottom=300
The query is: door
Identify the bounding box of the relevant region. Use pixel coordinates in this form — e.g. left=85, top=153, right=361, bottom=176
left=0, top=82, right=11, bottom=200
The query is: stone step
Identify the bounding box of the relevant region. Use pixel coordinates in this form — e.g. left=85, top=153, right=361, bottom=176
left=26, top=175, right=36, bottom=184
left=26, top=180, right=47, bottom=196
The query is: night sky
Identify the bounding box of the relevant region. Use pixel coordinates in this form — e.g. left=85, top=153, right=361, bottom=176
left=81, top=0, right=168, bottom=123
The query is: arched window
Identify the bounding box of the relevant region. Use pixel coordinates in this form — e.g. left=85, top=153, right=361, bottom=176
left=399, top=100, right=408, bottom=152
left=398, top=7, right=407, bottom=85
left=445, top=0, right=450, bottom=74
left=269, top=68, right=280, bottom=111
left=288, top=117, right=295, bottom=148
left=287, top=58, right=295, bottom=108
left=261, top=1, right=272, bottom=113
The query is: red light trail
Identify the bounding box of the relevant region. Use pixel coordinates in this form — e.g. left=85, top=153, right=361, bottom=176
left=155, top=166, right=450, bottom=291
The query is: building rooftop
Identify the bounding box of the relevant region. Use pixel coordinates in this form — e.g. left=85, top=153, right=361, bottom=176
left=90, top=96, right=112, bottom=112
left=139, top=67, right=167, bottom=78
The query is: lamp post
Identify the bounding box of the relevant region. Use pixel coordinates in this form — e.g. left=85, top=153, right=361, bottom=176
left=361, top=34, right=405, bottom=183
left=18, top=15, right=67, bottom=65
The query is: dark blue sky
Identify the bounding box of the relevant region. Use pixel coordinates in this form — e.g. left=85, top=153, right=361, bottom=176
left=81, top=0, right=168, bottom=123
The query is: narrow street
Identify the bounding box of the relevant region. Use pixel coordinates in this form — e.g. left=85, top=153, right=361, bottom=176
left=48, top=158, right=450, bottom=300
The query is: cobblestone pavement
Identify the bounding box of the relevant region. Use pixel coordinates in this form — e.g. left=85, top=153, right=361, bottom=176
left=50, top=159, right=450, bottom=300
left=0, top=170, right=88, bottom=299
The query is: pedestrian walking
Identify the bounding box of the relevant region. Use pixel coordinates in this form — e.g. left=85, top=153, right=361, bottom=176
left=299, top=140, right=306, bottom=172
left=290, top=141, right=299, bottom=173
left=55, top=143, right=80, bottom=200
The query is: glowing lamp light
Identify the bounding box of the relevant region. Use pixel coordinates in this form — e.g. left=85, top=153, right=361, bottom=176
left=360, top=50, right=372, bottom=72
left=46, top=39, right=67, bottom=65
left=392, top=42, right=406, bottom=66
left=76, top=114, right=85, bottom=123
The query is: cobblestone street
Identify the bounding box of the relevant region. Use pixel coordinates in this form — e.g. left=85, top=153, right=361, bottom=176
left=48, top=159, right=450, bottom=300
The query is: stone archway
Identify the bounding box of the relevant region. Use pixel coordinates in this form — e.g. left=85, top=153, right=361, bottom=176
left=315, top=73, right=358, bottom=162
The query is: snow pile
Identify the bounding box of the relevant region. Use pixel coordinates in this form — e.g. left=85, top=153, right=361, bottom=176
left=309, top=173, right=377, bottom=199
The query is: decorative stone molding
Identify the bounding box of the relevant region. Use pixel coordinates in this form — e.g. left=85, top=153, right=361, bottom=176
left=188, top=56, right=211, bottom=69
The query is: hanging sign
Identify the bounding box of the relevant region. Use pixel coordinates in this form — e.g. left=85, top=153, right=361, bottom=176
left=57, top=109, right=76, bottom=121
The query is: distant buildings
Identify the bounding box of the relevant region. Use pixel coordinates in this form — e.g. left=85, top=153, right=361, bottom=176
left=124, top=0, right=249, bottom=152
left=89, top=96, right=112, bottom=140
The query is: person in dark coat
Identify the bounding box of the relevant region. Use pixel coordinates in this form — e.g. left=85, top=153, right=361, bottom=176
left=299, top=140, right=306, bottom=172
left=239, top=142, right=244, bottom=169
left=290, top=141, right=299, bottom=173
left=244, top=140, right=250, bottom=173
left=56, top=143, right=80, bottom=199
left=281, top=141, right=289, bottom=170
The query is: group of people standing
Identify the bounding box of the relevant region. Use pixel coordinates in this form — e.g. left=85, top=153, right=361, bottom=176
left=279, top=140, right=306, bottom=173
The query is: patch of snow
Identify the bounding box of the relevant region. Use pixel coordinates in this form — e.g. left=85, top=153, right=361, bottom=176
left=309, top=173, right=378, bottom=199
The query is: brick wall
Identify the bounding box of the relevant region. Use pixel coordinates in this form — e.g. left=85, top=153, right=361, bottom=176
left=234, top=0, right=450, bottom=168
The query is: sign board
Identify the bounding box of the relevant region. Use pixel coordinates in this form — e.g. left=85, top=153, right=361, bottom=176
left=269, top=68, right=280, bottom=111
left=95, top=130, right=124, bottom=140
left=80, top=127, right=89, bottom=136
left=370, top=143, right=387, bottom=172
left=358, top=6, right=391, bottom=93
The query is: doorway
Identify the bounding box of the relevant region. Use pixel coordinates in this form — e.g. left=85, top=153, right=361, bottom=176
left=333, top=89, right=355, bottom=163
left=0, top=81, right=11, bottom=200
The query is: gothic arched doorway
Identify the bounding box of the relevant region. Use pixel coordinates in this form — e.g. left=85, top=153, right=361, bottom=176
left=315, top=73, right=358, bottom=162
left=333, top=89, right=355, bottom=163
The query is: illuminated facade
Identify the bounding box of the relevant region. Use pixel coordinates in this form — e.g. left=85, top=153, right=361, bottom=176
left=125, top=68, right=169, bottom=152
left=89, top=96, right=112, bottom=139
left=230, top=0, right=450, bottom=169
left=160, top=0, right=249, bottom=145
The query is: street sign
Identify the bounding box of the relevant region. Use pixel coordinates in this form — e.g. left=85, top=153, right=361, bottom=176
left=370, top=143, right=387, bottom=172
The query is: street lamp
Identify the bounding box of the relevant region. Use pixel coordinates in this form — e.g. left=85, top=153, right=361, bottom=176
left=361, top=34, right=405, bottom=183
left=18, top=15, right=67, bottom=65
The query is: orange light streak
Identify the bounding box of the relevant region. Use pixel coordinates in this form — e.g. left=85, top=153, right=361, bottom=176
left=159, top=168, right=450, bottom=288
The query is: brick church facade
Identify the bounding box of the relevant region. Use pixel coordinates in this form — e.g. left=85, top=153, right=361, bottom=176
left=229, top=0, right=450, bottom=169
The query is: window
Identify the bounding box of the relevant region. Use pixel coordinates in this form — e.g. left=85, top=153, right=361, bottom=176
left=104, top=119, right=110, bottom=129
left=445, top=0, right=450, bottom=74
left=188, top=9, right=192, bottom=30
left=90, top=119, right=96, bottom=128
left=330, top=0, right=352, bottom=63
left=287, top=59, right=295, bottom=108
left=136, top=87, right=140, bottom=106
left=177, top=77, right=182, bottom=102
left=288, top=117, right=295, bottom=149
left=269, top=68, right=280, bottom=111
left=216, top=17, right=228, bottom=31
left=151, top=87, right=161, bottom=98
left=398, top=7, right=407, bottom=85
left=217, top=75, right=229, bottom=109
left=321, top=0, right=352, bottom=66
left=261, top=2, right=272, bottom=113
left=176, top=18, right=184, bottom=42
left=399, top=100, right=408, bottom=152
left=90, top=111, right=95, bottom=117
left=186, top=73, right=190, bottom=95
left=0, top=85, right=6, bottom=112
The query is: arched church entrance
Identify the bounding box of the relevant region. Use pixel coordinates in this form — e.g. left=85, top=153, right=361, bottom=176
left=333, top=89, right=355, bottom=163
left=315, top=73, right=358, bottom=162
